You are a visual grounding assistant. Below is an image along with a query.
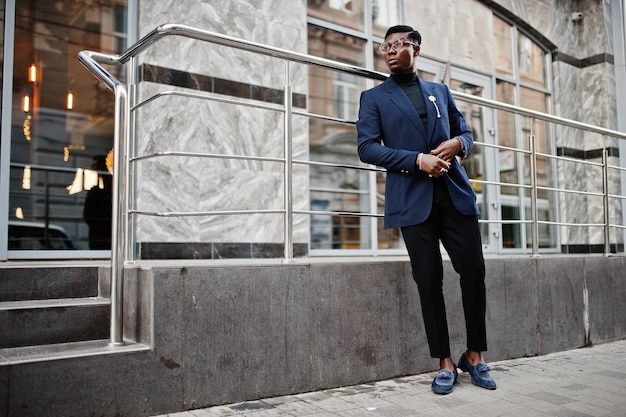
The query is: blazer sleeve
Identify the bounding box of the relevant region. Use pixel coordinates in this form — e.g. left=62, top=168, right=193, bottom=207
left=445, top=85, right=473, bottom=158
left=356, top=89, right=420, bottom=173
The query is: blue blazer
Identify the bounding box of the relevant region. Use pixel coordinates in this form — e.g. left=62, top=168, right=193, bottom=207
left=356, top=76, right=479, bottom=228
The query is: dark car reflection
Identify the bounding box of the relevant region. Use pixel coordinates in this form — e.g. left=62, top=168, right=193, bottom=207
left=8, top=221, right=77, bottom=250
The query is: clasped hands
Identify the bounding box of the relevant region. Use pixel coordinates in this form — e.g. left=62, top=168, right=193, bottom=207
left=417, top=137, right=462, bottom=178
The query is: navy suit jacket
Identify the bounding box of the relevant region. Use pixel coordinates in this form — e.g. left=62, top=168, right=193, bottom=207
left=356, top=76, right=479, bottom=228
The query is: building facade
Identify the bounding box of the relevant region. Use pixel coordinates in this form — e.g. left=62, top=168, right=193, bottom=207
left=1, top=0, right=625, bottom=260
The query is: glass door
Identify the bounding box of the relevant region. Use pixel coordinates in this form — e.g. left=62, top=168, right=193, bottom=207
left=418, top=61, right=499, bottom=253
left=1, top=0, right=127, bottom=259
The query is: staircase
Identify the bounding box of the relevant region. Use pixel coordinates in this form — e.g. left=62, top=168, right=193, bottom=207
left=0, top=263, right=148, bottom=365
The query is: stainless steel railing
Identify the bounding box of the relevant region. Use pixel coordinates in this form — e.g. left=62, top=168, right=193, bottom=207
left=79, top=23, right=626, bottom=345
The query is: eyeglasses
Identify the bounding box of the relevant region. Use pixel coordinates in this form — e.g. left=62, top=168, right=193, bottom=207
left=378, top=39, right=418, bottom=54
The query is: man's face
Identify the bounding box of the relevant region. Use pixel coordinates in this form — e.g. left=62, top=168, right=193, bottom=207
left=382, top=31, right=419, bottom=75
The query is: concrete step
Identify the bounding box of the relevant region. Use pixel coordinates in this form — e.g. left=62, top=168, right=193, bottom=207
left=0, top=265, right=101, bottom=302
left=0, top=297, right=110, bottom=348
left=0, top=339, right=151, bottom=366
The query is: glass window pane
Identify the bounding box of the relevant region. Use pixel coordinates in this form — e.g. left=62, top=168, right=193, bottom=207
left=416, top=69, right=437, bottom=82
left=372, top=0, right=401, bottom=38
left=493, top=15, right=514, bottom=77
left=308, top=0, right=364, bottom=32
left=9, top=0, right=127, bottom=251
left=373, top=42, right=387, bottom=73
left=376, top=171, right=401, bottom=249
left=450, top=80, right=491, bottom=246
left=518, top=33, right=546, bottom=87
left=495, top=80, right=521, bottom=247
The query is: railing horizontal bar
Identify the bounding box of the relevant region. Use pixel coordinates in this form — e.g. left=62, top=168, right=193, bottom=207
left=479, top=219, right=533, bottom=225
left=452, top=90, right=626, bottom=140
left=608, top=164, right=626, bottom=172
left=536, top=185, right=605, bottom=197
left=131, top=209, right=285, bottom=217
left=293, top=209, right=383, bottom=218
left=120, top=24, right=388, bottom=81
left=535, top=151, right=605, bottom=167
left=82, top=24, right=626, bottom=140
left=292, top=109, right=356, bottom=125
left=309, top=186, right=369, bottom=195
left=131, top=89, right=285, bottom=113
left=469, top=178, right=533, bottom=189
left=131, top=151, right=285, bottom=164
left=538, top=220, right=606, bottom=227
left=293, top=159, right=384, bottom=172
left=474, top=141, right=531, bottom=154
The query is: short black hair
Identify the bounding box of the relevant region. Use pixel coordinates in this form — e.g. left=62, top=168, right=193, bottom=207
left=384, top=25, right=422, bottom=46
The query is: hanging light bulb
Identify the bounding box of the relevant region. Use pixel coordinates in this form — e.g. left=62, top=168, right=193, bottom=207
left=66, top=91, right=74, bottom=110
left=22, top=95, right=30, bottom=113
left=28, top=64, right=37, bottom=83
left=22, top=166, right=31, bottom=190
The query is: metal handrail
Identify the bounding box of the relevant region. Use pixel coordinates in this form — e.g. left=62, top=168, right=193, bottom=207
left=78, top=50, right=128, bottom=347
left=78, top=23, right=626, bottom=346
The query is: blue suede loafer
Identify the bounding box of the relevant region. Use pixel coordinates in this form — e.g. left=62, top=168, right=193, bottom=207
left=431, top=368, right=458, bottom=395
left=458, top=353, right=497, bottom=390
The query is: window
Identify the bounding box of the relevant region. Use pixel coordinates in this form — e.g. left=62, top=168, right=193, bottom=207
left=307, top=1, right=403, bottom=253
left=493, top=14, right=556, bottom=250
left=334, top=71, right=359, bottom=121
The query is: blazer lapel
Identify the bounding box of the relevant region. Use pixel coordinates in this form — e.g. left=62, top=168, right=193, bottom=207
left=384, top=79, right=428, bottom=138
left=419, top=80, right=438, bottom=144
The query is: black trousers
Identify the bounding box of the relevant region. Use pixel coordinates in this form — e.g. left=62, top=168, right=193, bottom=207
left=401, top=178, right=487, bottom=359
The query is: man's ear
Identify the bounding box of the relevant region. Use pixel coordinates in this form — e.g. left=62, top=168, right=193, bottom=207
left=413, top=46, right=420, bottom=56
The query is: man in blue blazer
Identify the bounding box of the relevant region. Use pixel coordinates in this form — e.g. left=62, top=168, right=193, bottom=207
left=357, top=25, right=496, bottom=395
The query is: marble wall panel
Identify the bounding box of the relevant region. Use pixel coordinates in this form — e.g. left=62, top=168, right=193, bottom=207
left=553, top=62, right=583, bottom=128
left=134, top=81, right=308, bottom=244
left=135, top=0, right=308, bottom=245
left=139, top=0, right=307, bottom=92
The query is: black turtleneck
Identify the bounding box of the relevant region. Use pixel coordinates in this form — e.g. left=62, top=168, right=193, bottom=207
left=391, top=72, right=428, bottom=129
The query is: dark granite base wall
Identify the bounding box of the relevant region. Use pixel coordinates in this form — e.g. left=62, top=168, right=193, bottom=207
left=3, top=255, right=626, bottom=417
left=561, top=243, right=624, bottom=254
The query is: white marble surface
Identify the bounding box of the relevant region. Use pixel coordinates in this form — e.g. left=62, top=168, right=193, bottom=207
left=135, top=0, right=308, bottom=244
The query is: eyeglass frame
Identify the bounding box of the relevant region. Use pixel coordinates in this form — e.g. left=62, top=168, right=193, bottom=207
left=378, top=39, right=419, bottom=55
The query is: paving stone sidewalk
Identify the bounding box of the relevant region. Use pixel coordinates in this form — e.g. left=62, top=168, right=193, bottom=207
left=157, top=339, right=626, bottom=417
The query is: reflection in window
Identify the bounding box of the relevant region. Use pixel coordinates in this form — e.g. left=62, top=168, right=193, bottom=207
left=8, top=1, right=127, bottom=251
left=372, top=0, right=400, bottom=38
left=518, top=33, right=546, bottom=86
left=307, top=2, right=402, bottom=251
left=492, top=18, right=554, bottom=250
left=493, top=15, right=514, bottom=78
left=308, top=0, right=364, bottom=31
left=334, top=72, right=360, bottom=121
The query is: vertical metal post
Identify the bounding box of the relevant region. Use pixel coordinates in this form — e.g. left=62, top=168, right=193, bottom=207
left=283, top=61, right=293, bottom=261
left=109, top=84, right=128, bottom=346
left=529, top=128, right=539, bottom=256
left=127, top=56, right=138, bottom=262
left=602, top=139, right=611, bottom=255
